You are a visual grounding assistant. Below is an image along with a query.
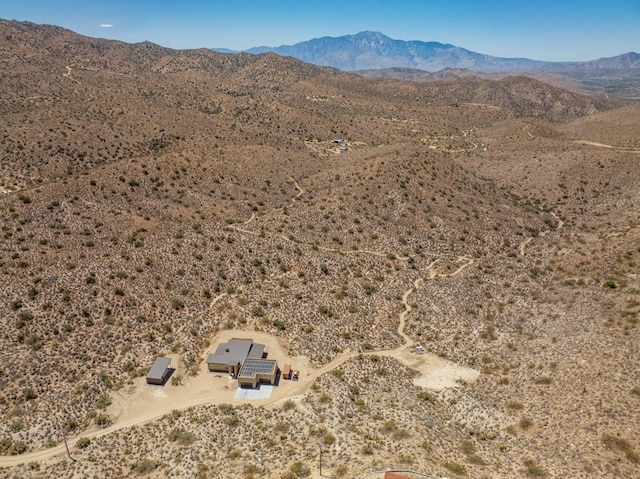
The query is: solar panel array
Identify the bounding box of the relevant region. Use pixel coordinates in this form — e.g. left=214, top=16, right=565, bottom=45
left=239, top=359, right=276, bottom=377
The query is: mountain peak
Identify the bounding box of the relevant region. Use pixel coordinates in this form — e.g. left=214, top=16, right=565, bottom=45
left=244, top=31, right=539, bottom=72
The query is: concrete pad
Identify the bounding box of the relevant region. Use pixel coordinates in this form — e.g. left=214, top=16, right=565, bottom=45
left=234, top=384, right=274, bottom=400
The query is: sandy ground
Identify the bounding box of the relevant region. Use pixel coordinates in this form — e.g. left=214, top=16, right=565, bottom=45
left=0, top=270, right=481, bottom=468
left=107, top=330, right=315, bottom=425
left=0, top=328, right=478, bottom=467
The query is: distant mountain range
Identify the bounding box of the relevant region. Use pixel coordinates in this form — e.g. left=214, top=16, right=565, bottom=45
left=217, top=31, right=640, bottom=99
left=241, top=31, right=546, bottom=72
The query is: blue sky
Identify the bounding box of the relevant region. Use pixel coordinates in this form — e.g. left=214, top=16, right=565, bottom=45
left=2, top=0, right=638, bottom=61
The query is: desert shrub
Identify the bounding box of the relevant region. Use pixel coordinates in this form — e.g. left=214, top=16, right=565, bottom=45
left=94, top=414, right=109, bottom=426
left=243, top=464, right=260, bottom=474
left=322, top=432, right=336, bottom=446
left=98, top=371, right=113, bottom=388
left=224, top=415, right=239, bottom=427
left=9, top=441, right=27, bottom=455
left=523, top=458, right=546, bottom=477
left=417, top=391, right=436, bottom=403
left=0, top=439, right=10, bottom=454
left=380, top=419, right=398, bottom=434
left=334, top=464, right=348, bottom=478
left=361, top=444, right=374, bottom=455
left=443, top=461, right=467, bottom=476
left=64, top=418, right=78, bottom=431
left=363, top=283, right=377, bottom=295
left=96, top=394, right=111, bottom=409
left=395, top=454, right=414, bottom=464
left=76, top=437, right=90, bottom=449
left=392, top=428, right=411, bottom=440
left=133, top=458, right=157, bottom=474
left=506, top=401, right=524, bottom=411
left=218, top=403, right=234, bottom=414
left=532, top=376, right=552, bottom=385
left=282, top=460, right=310, bottom=478
left=168, top=428, right=183, bottom=442
left=602, top=434, right=639, bottom=463
left=23, top=388, right=37, bottom=400
left=171, top=298, right=185, bottom=310
left=10, top=422, right=23, bottom=432
left=467, top=454, right=487, bottom=465
left=519, top=417, right=534, bottom=430
left=460, top=440, right=476, bottom=454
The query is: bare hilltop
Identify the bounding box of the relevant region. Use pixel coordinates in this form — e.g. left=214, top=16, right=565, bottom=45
left=0, top=19, right=638, bottom=479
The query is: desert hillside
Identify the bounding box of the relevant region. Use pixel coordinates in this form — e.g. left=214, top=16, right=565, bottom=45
left=0, top=20, right=638, bottom=479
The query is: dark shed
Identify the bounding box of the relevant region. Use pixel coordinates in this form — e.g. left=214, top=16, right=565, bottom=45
left=146, top=357, right=172, bottom=385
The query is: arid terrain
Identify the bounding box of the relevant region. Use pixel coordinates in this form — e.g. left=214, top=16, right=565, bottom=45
left=0, top=20, right=639, bottom=479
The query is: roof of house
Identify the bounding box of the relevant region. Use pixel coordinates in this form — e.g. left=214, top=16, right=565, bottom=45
left=238, top=359, right=277, bottom=379
left=247, top=343, right=265, bottom=359
left=147, top=357, right=171, bottom=380
left=383, top=472, right=413, bottom=479
left=206, top=338, right=265, bottom=366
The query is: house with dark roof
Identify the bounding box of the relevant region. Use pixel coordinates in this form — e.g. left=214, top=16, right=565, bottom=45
left=206, top=338, right=267, bottom=376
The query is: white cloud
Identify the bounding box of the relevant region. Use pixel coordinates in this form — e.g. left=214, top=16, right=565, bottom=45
left=99, top=24, right=114, bottom=28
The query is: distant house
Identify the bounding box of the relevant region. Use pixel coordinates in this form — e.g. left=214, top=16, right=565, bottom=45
left=206, top=338, right=267, bottom=376
left=146, top=357, right=172, bottom=385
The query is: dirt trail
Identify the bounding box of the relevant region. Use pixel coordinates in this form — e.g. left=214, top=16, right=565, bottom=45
left=235, top=176, right=304, bottom=230
left=523, top=124, right=534, bottom=139
left=550, top=212, right=564, bottom=230
left=0, top=153, right=543, bottom=468
left=0, top=174, right=480, bottom=468
left=0, top=254, right=478, bottom=467
left=576, top=140, right=640, bottom=153
left=519, top=211, right=564, bottom=257
left=63, top=64, right=80, bottom=84
left=519, top=237, right=533, bottom=256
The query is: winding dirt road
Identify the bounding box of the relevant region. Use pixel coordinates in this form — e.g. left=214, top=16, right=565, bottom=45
left=576, top=140, right=640, bottom=153
left=0, top=175, right=535, bottom=468
left=0, top=253, right=478, bottom=468
left=519, top=211, right=564, bottom=257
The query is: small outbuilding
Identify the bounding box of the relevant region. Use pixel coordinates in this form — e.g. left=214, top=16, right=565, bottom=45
left=146, top=357, right=172, bottom=385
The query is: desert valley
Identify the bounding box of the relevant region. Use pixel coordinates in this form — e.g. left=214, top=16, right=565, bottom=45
left=0, top=19, right=639, bottom=479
